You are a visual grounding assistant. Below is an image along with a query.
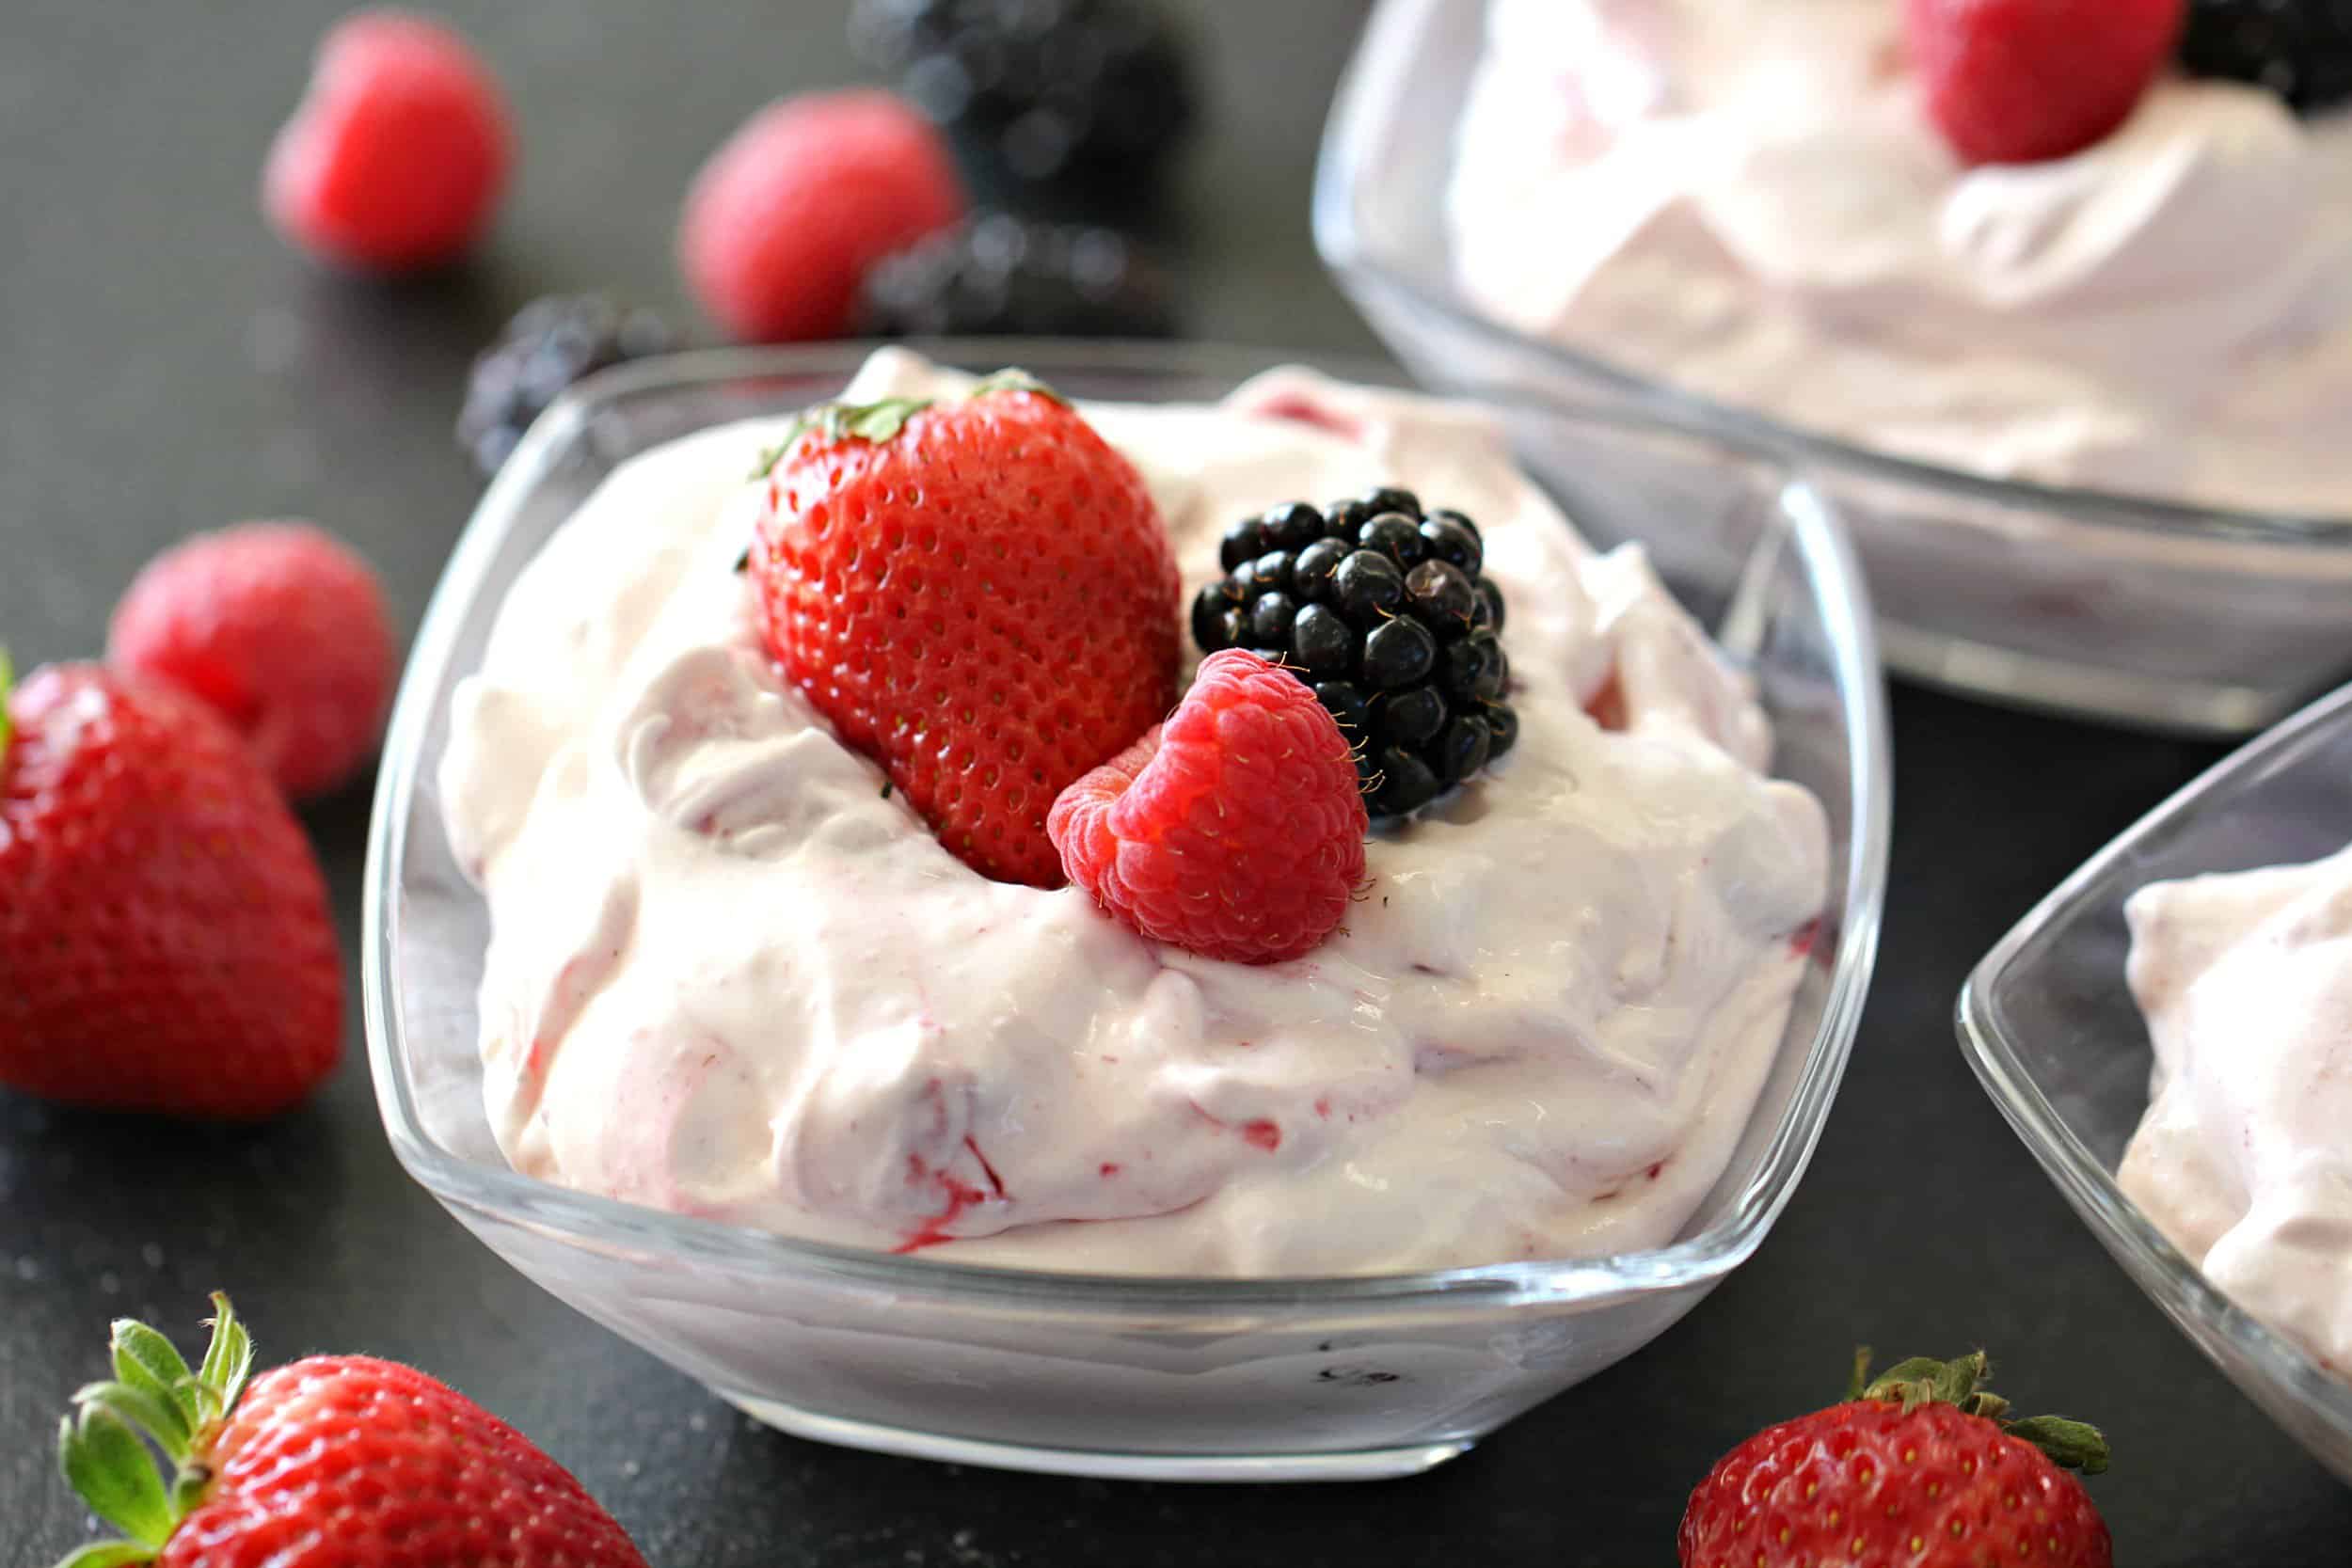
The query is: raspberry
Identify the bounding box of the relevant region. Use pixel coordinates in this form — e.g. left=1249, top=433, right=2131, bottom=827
left=1049, top=650, right=1367, bottom=965
left=1905, top=0, right=2185, bottom=165
left=679, top=90, right=967, bottom=342
left=750, top=374, right=1180, bottom=887
left=262, top=10, right=514, bottom=272
left=108, top=522, right=398, bottom=800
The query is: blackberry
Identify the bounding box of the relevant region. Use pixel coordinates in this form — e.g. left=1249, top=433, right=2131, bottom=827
left=1189, top=488, right=1521, bottom=823
left=849, top=0, right=1200, bottom=190
left=857, top=213, right=1180, bottom=339
left=2178, top=0, right=2352, bottom=113
left=456, top=294, right=672, bottom=478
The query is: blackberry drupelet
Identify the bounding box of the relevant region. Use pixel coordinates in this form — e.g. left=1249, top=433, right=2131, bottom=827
left=456, top=294, right=672, bottom=477
left=849, top=0, right=1200, bottom=190
left=1190, top=490, right=1521, bottom=822
left=2178, top=0, right=2352, bottom=113
left=857, top=214, right=1180, bottom=338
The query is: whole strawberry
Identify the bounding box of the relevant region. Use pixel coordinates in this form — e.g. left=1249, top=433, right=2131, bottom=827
left=749, top=372, right=1182, bottom=887
left=108, top=521, right=397, bottom=800
left=0, top=656, right=342, bottom=1117
left=1050, top=650, right=1367, bottom=963
left=1679, top=1351, right=2112, bottom=1568
left=1905, top=0, right=2185, bottom=165
left=52, top=1294, right=647, bottom=1568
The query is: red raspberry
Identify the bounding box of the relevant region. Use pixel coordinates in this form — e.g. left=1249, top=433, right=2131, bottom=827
left=1049, top=650, right=1367, bottom=964
left=108, top=522, right=398, bottom=800
left=1905, top=0, right=2184, bottom=166
left=751, top=376, right=1180, bottom=887
left=263, top=9, right=513, bottom=272
left=680, top=90, right=966, bottom=341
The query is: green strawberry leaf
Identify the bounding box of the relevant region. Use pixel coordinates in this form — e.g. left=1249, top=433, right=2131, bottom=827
left=71, top=1384, right=190, bottom=1465
left=56, top=1541, right=156, bottom=1568
left=1, top=643, right=14, bottom=756
left=112, top=1321, right=199, bottom=1433
left=969, top=368, right=1063, bottom=404
left=58, top=1408, right=173, bottom=1549
left=192, top=1293, right=252, bottom=1423
left=751, top=395, right=936, bottom=478
left=2004, top=1416, right=2111, bottom=1476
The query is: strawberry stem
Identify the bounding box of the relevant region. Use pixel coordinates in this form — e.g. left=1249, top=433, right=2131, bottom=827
left=1850, top=1349, right=2110, bottom=1475
left=1, top=643, right=15, bottom=757
left=53, top=1294, right=254, bottom=1568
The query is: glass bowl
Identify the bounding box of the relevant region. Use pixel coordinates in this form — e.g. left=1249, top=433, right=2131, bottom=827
left=1958, top=682, right=2352, bottom=1486
left=1313, top=0, right=2352, bottom=737
left=364, top=341, right=1890, bottom=1481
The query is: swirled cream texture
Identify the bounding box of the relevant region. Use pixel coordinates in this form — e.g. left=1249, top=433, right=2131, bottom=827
left=2122, top=851, right=2352, bottom=1378
left=1448, top=0, right=2352, bottom=514
left=438, top=349, right=1828, bottom=1275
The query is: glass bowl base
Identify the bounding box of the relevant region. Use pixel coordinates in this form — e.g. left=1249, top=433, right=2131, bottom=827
left=714, top=1390, right=1478, bottom=1482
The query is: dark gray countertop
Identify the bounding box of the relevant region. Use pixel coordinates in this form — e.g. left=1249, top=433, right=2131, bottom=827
left=5, top=2, right=2349, bottom=1562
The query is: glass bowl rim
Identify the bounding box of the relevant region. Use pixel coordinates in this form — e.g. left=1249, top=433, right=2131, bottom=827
left=1310, top=0, right=2352, bottom=548
left=363, top=337, right=1891, bottom=1315
left=1956, top=679, right=2352, bottom=1432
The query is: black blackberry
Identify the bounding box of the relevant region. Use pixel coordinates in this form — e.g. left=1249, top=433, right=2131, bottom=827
left=2179, top=0, right=2352, bottom=113
left=856, top=214, right=1180, bottom=339
left=1189, top=487, right=1521, bottom=823
left=457, top=295, right=672, bottom=477
left=849, top=0, right=1200, bottom=190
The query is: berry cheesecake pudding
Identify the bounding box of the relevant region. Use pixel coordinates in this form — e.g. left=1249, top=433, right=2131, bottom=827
left=1446, top=0, right=2352, bottom=514
left=2120, top=847, right=2352, bottom=1381
left=438, top=347, right=1829, bottom=1276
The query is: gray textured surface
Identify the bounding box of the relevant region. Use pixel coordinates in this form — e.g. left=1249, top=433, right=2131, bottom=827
left=3, top=2, right=2349, bottom=1562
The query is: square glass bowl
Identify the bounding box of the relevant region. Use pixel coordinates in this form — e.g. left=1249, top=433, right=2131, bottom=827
left=365, top=341, right=1890, bottom=1481
left=1314, top=0, right=2352, bottom=736
left=1958, top=682, right=2352, bottom=1485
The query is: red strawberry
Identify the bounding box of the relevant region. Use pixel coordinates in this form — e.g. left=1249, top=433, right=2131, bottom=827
left=1905, top=0, right=2185, bottom=165
left=263, top=10, right=514, bottom=272
left=1049, top=649, right=1367, bottom=963
left=53, top=1294, right=648, bottom=1568
left=0, top=657, right=342, bottom=1118
left=679, top=89, right=966, bottom=341
left=1679, top=1351, right=2113, bottom=1568
left=108, top=522, right=398, bottom=800
left=749, top=373, right=1181, bottom=888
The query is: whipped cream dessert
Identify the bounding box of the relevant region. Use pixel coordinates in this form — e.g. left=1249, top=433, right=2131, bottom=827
left=2122, top=848, right=2352, bottom=1379
left=439, top=348, right=1829, bottom=1276
left=1447, top=0, right=2352, bottom=515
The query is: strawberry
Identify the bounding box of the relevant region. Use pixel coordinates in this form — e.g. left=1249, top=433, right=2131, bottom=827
left=1679, top=1351, right=2113, bottom=1568
left=748, top=372, right=1182, bottom=887
left=0, top=657, right=342, bottom=1118
left=1905, top=0, right=2185, bottom=165
left=51, top=1294, right=648, bottom=1568
left=1049, top=650, right=1367, bottom=963
left=108, top=522, right=398, bottom=801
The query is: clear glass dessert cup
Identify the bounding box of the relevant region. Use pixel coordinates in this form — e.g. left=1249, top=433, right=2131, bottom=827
left=364, top=341, right=1891, bottom=1481
left=1958, top=682, right=2352, bottom=1486
left=1314, top=0, right=2352, bottom=737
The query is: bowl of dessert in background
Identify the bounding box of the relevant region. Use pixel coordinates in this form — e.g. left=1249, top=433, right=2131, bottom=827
left=364, top=340, right=1888, bottom=1481
left=1316, top=0, right=2352, bottom=736
left=1959, top=680, right=2352, bottom=1487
